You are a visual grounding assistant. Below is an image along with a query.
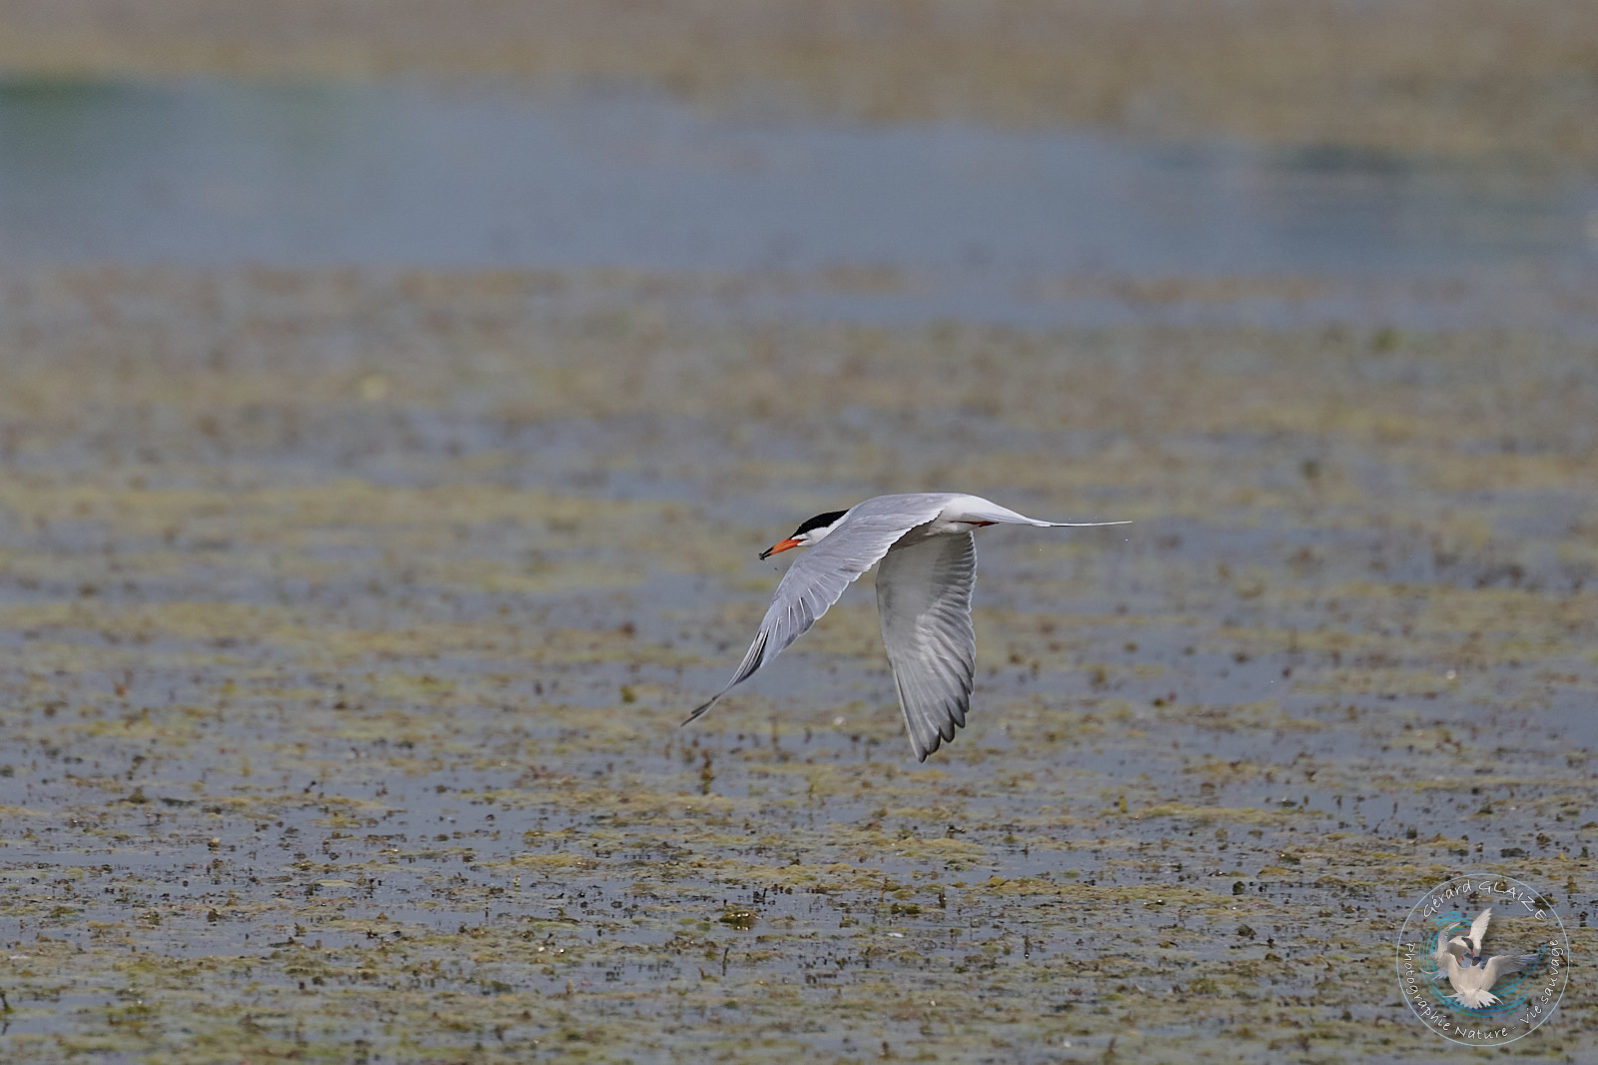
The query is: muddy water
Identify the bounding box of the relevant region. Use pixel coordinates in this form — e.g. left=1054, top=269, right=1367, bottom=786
left=0, top=82, right=1594, bottom=1065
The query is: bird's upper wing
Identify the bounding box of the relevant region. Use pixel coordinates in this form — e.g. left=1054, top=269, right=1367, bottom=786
left=876, top=531, right=977, bottom=762
left=685, top=496, right=950, bottom=723
left=1468, top=908, right=1493, bottom=955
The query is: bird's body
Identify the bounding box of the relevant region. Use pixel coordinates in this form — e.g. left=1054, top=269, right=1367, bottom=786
left=1431, top=908, right=1541, bottom=1009
left=686, top=493, right=1128, bottom=760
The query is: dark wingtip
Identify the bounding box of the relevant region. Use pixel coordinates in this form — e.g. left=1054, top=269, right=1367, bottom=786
left=682, top=698, right=716, bottom=727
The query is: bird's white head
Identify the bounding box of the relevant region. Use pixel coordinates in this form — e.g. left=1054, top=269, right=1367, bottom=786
left=760, top=508, right=850, bottom=559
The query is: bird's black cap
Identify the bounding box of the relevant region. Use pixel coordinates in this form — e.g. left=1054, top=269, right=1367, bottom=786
left=792, top=509, right=848, bottom=537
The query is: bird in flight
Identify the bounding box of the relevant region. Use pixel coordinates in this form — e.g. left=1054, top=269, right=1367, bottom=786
left=686, top=493, right=1128, bottom=760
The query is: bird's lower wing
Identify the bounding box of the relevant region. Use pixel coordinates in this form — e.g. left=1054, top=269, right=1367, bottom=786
left=876, top=532, right=977, bottom=761
left=1481, top=951, right=1543, bottom=985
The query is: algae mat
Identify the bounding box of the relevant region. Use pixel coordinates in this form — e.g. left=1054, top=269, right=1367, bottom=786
left=0, top=268, right=1594, bottom=1062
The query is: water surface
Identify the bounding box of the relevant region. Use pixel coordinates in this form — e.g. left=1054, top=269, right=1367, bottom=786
left=1, top=79, right=1594, bottom=331
left=0, top=76, right=1594, bottom=1065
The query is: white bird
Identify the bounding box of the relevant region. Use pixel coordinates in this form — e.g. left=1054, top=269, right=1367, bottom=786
left=685, top=493, right=1129, bottom=761
left=1448, top=907, right=1494, bottom=959
left=1431, top=908, right=1541, bottom=1009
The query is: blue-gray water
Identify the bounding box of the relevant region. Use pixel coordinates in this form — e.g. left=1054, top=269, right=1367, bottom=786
left=1, top=78, right=1593, bottom=281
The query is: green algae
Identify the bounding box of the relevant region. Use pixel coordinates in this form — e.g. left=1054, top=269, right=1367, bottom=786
left=0, top=266, right=1594, bottom=1064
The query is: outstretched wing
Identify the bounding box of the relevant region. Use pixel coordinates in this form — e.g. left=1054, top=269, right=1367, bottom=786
left=876, top=532, right=977, bottom=762
left=1480, top=951, right=1542, bottom=986
left=1467, top=908, right=1493, bottom=955
left=685, top=497, right=948, bottom=724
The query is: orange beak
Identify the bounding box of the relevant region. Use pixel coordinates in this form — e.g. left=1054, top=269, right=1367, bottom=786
left=759, top=537, right=802, bottom=560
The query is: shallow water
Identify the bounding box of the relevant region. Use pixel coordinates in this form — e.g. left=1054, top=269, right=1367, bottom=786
left=1, top=79, right=1595, bottom=333
left=0, top=77, right=1594, bottom=1065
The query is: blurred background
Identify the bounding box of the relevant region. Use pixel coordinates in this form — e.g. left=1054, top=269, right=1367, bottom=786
left=0, top=3, right=1594, bottom=1062
left=4, top=1, right=1598, bottom=301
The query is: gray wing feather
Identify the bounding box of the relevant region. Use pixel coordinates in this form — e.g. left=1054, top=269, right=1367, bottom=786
left=876, top=532, right=977, bottom=762
left=1481, top=951, right=1542, bottom=983
left=685, top=497, right=949, bottom=723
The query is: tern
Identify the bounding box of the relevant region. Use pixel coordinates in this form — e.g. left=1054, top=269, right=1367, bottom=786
left=685, top=493, right=1128, bottom=760
left=1431, top=908, right=1542, bottom=1009
left=1449, top=907, right=1493, bottom=960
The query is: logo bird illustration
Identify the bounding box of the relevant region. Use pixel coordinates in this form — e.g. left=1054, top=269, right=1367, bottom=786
left=1431, top=908, right=1542, bottom=1009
